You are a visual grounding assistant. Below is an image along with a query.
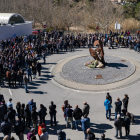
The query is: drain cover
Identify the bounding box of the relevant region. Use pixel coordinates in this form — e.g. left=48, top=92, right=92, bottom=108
left=121, top=60, right=126, bottom=62
left=95, top=75, right=102, bottom=79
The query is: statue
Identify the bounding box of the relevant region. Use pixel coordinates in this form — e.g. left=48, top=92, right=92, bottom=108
left=89, top=40, right=105, bottom=65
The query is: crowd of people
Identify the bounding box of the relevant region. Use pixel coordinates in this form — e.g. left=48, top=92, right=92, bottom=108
left=0, top=92, right=134, bottom=140
left=0, top=30, right=138, bottom=140
left=0, top=29, right=139, bottom=91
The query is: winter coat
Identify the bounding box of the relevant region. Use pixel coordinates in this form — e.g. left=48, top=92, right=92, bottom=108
left=124, top=116, right=130, bottom=126
left=15, top=121, right=25, bottom=136
left=104, top=99, right=111, bottom=111
left=114, top=118, right=124, bottom=130
left=7, top=109, right=16, bottom=120
left=31, top=110, right=38, bottom=121
left=38, top=107, right=47, bottom=118
left=122, top=98, right=129, bottom=109
left=24, top=107, right=31, bottom=119
left=73, top=108, right=82, bottom=120
left=1, top=121, right=11, bottom=135
left=82, top=104, right=90, bottom=116
left=115, top=101, right=122, bottom=112
left=66, top=108, right=73, bottom=117
left=81, top=118, right=90, bottom=131
left=49, top=104, right=57, bottom=115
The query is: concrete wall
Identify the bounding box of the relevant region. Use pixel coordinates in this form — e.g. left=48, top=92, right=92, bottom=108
left=0, top=22, right=32, bottom=40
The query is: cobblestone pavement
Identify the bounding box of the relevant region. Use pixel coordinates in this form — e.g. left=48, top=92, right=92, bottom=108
left=61, top=55, right=135, bottom=85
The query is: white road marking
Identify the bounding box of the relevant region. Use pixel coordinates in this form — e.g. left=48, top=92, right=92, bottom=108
left=9, top=88, right=12, bottom=95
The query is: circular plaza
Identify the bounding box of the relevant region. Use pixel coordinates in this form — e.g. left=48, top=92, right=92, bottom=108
left=51, top=54, right=140, bottom=92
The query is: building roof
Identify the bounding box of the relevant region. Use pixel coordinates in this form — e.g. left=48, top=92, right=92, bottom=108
left=0, top=13, right=25, bottom=24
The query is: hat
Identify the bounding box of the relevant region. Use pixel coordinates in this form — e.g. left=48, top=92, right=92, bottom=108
left=57, top=130, right=62, bottom=134
left=31, top=128, right=35, bottom=132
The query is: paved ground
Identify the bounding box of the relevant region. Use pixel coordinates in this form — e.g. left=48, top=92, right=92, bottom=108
left=0, top=47, right=140, bottom=140
left=61, top=55, right=135, bottom=84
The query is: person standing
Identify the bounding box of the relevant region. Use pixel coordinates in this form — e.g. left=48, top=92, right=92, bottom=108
left=49, top=101, right=57, bottom=126
left=20, top=104, right=25, bottom=124
left=86, top=128, right=95, bottom=140
left=16, top=102, right=21, bottom=120
left=31, top=107, right=38, bottom=131
left=14, top=118, right=25, bottom=140
left=104, top=96, right=111, bottom=121
left=24, top=104, right=31, bottom=128
left=23, top=73, right=29, bottom=93
left=114, top=114, right=124, bottom=139
left=42, top=51, right=46, bottom=64
left=57, top=130, right=66, bottom=140
left=7, top=106, right=16, bottom=132
left=1, top=118, right=11, bottom=138
left=17, top=71, right=23, bottom=87
left=115, top=98, right=122, bottom=119
left=6, top=68, right=11, bottom=87
left=82, top=102, right=90, bottom=116
left=40, top=128, right=49, bottom=140
left=38, top=104, right=47, bottom=124
left=124, top=112, right=131, bottom=138
left=81, top=114, right=90, bottom=139
left=26, top=66, right=32, bottom=82
left=65, top=105, right=73, bottom=129
left=32, top=63, right=37, bottom=79
left=122, top=94, right=129, bottom=114
left=37, top=61, right=41, bottom=76
left=6, top=98, right=13, bottom=109
left=73, top=105, right=82, bottom=131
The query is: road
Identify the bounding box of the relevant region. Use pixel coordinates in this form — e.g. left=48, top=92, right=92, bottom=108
left=0, top=47, right=140, bottom=140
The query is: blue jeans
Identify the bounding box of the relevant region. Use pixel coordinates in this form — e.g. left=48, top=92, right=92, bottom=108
left=24, top=84, right=27, bottom=92
left=75, top=119, right=81, bottom=130
left=115, top=128, right=122, bottom=138
left=83, top=130, right=87, bottom=139
left=50, top=114, right=56, bottom=125
left=134, top=44, right=140, bottom=52
left=115, top=111, right=121, bottom=120
left=106, top=109, right=111, bottom=119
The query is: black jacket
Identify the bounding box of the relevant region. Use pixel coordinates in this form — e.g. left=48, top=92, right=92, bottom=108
left=24, top=107, right=31, bottom=119
left=31, top=110, right=38, bottom=121
left=1, top=121, right=11, bottom=135
left=73, top=108, right=82, bottom=120
left=7, top=109, right=16, bottom=120
left=87, top=132, right=95, bottom=140
left=16, top=105, right=21, bottom=114
left=124, top=116, right=130, bottom=126
left=114, top=118, right=124, bottom=130
left=0, top=104, right=5, bottom=117
left=38, top=106, right=47, bottom=118
left=15, top=121, right=25, bottom=135
left=122, top=98, right=129, bottom=108
left=49, top=104, right=56, bottom=115
left=37, top=63, right=41, bottom=70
